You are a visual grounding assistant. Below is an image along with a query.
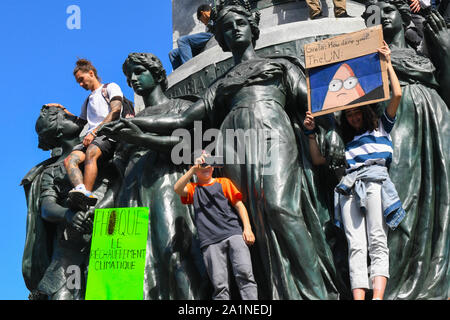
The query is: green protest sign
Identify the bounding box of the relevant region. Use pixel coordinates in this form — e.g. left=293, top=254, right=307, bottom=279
left=85, top=207, right=149, bottom=300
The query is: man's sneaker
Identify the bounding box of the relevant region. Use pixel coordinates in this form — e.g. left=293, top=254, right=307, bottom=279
left=68, top=189, right=98, bottom=207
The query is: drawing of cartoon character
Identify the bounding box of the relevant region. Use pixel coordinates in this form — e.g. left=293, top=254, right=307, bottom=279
left=322, top=63, right=365, bottom=109
left=309, top=53, right=385, bottom=114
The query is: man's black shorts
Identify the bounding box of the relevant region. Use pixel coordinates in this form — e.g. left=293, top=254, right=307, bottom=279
left=73, top=135, right=116, bottom=159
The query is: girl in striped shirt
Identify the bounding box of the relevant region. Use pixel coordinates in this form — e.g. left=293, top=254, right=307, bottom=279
left=304, top=41, right=402, bottom=300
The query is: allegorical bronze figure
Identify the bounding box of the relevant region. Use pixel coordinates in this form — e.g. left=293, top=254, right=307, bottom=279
left=101, top=53, right=210, bottom=300
left=101, top=0, right=340, bottom=299
left=22, top=105, right=85, bottom=299
left=362, top=1, right=450, bottom=299
left=23, top=105, right=121, bottom=299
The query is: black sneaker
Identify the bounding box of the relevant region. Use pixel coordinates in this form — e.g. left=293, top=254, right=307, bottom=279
left=68, top=189, right=98, bottom=207
left=311, top=11, right=323, bottom=20
left=336, top=12, right=354, bottom=18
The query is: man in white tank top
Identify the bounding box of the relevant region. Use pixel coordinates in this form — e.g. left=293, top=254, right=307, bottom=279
left=63, top=59, right=124, bottom=208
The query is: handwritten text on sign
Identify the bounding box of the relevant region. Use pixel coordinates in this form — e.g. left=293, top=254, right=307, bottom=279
left=85, top=207, right=149, bottom=300
left=304, top=25, right=383, bottom=69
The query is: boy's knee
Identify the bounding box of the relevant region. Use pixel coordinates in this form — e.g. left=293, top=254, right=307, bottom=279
left=234, top=263, right=255, bottom=282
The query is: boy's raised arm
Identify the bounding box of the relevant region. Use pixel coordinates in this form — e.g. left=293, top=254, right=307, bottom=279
left=174, top=167, right=196, bottom=197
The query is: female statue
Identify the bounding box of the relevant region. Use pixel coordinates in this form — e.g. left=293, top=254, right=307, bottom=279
left=102, top=0, right=339, bottom=299
left=362, top=1, right=450, bottom=299
left=104, top=53, right=209, bottom=300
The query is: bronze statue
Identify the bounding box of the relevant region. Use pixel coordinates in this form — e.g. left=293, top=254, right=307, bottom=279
left=101, top=53, right=210, bottom=300
left=35, top=106, right=93, bottom=300
left=101, top=1, right=340, bottom=300
left=21, top=106, right=81, bottom=299
left=22, top=0, right=450, bottom=300
left=23, top=105, right=119, bottom=299
left=362, top=1, right=450, bottom=299
left=21, top=105, right=92, bottom=299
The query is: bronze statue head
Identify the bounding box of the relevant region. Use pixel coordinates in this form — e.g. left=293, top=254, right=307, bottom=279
left=211, top=0, right=260, bottom=52
left=35, top=105, right=83, bottom=151
left=362, top=0, right=412, bottom=32
left=122, top=53, right=168, bottom=94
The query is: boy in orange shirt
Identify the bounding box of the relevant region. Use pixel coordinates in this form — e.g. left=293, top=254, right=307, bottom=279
left=174, top=152, right=257, bottom=300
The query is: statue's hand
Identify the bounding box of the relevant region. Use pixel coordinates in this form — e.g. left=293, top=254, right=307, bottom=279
left=424, top=11, right=450, bottom=61
left=97, top=121, right=116, bottom=136
left=323, top=130, right=346, bottom=170
left=423, top=10, right=450, bottom=107
left=121, top=118, right=143, bottom=134
left=115, top=128, right=139, bottom=143
left=66, top=210, right=92, bottom=234
left=82, top=209, right=94, bottom=234
left=97, top=120, right=125, bottom=137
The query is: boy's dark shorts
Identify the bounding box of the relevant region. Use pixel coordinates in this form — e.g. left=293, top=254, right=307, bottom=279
left=73, top=135, right=116, bottom=160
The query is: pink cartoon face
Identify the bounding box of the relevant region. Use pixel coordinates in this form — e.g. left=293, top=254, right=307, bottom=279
left=322, top=63, right=365, bottom=110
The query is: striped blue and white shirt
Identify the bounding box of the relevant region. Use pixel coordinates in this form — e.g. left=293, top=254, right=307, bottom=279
left=345, top=111, right=396, bottom=171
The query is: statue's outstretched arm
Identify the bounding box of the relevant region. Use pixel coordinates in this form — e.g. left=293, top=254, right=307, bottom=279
left=40, top=197, right=90, bottom=233
left=99, top=99, right=207, bottom=137
left=114, top=127, right=182, bottom=152
left=131, top=99, right=206, bottom=134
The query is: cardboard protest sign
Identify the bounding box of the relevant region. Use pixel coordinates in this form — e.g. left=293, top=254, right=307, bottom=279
left=304, top=25, right=389, bottom=116
left=85, top=207, right=149, bottom=300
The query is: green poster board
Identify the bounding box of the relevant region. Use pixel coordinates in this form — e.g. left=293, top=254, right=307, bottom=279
left=85, top=207, right=149, bottom=300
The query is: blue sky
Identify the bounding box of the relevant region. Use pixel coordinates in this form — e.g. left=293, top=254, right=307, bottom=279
left=0, top=1, right=173, bottom=300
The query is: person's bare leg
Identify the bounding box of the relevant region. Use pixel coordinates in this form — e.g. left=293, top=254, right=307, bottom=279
left=352, top=288, right=366, bottom=300
left=83, top=144, right=102, bottom=192
left=372, top=276, right=387, bottom=300
left=64, top=151, right=86, bottom=188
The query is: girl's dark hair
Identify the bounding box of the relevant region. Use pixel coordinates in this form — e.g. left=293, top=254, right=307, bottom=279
left=339, top=105, right=378, bottom=144
left=73, top=58, right=101, bottom=81
left=122, top=53, right=168, bottom=91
